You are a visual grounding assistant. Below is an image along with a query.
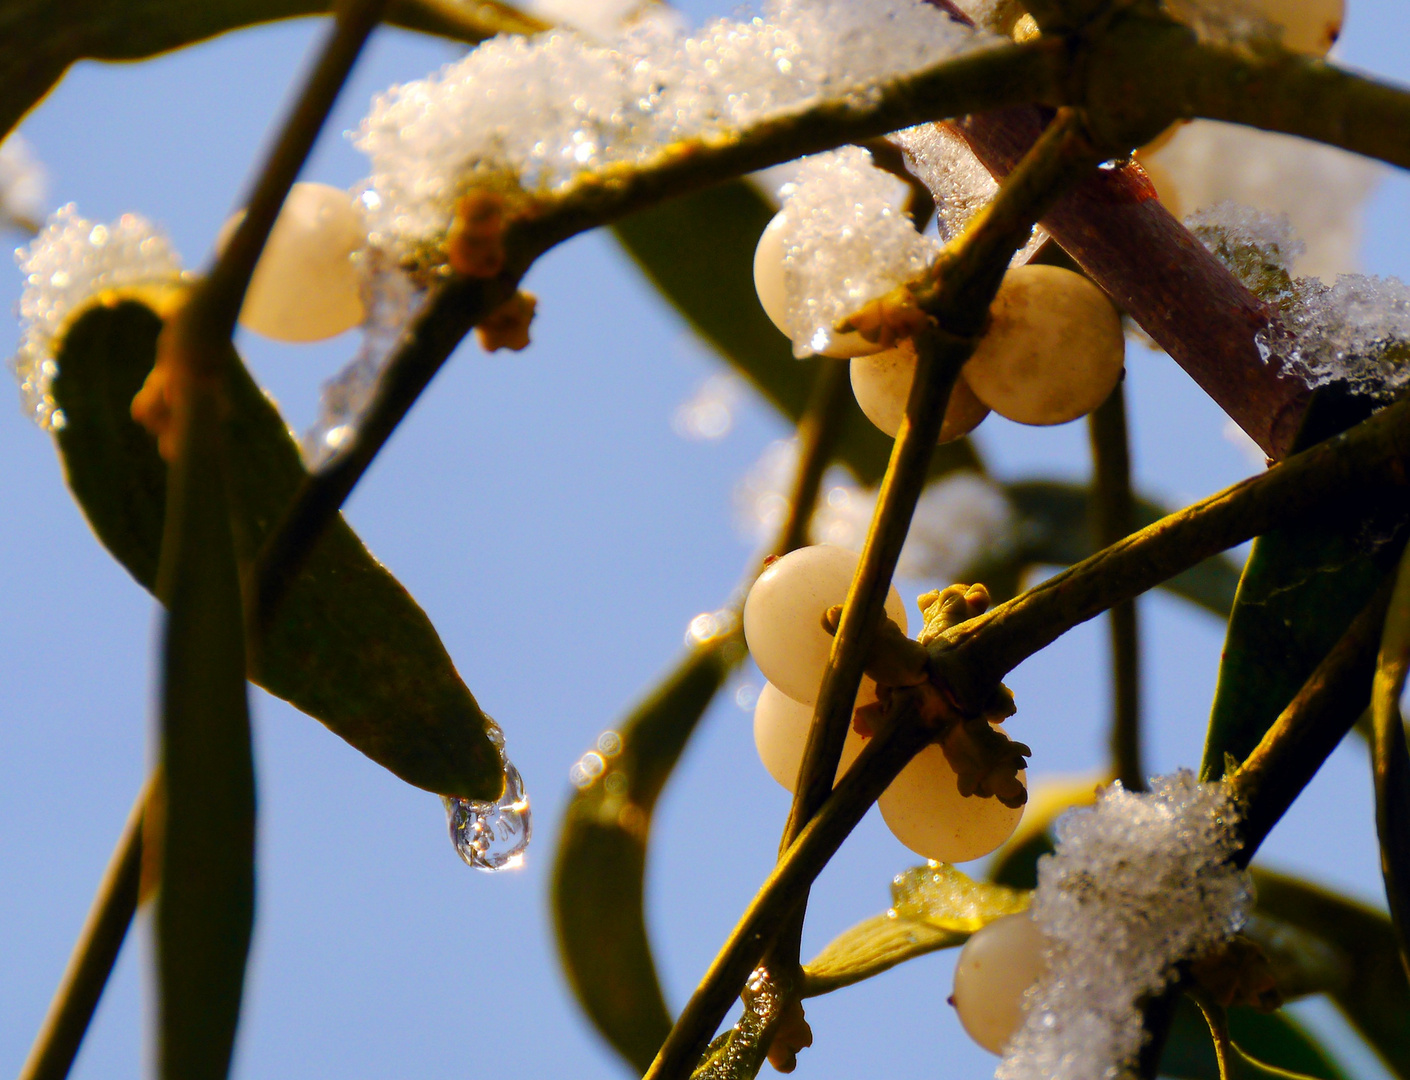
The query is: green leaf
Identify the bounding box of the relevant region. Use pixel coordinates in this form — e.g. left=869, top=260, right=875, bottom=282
left=611, top=179, right=979, bottom=488
left=1199, top=522, right=1391, bottom=780
left=51, top=298, right=502, bottom=800
left=551, top=633, right=746, bottom=1073
left=802, top=863, right=1029, bottom=996
left=993, top=480, right=1242, bottom=618
left=153, top=346, right=254, bottom=1080
left=1162, top=996, right=1347, bottom=1080
left=1253, top=867, right=1410, bottom=1079
left=0, top=0, right=544, bottom=137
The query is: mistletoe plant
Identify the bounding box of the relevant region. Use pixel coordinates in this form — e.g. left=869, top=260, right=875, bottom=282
left=6, top=0, right=1410, bottom=1079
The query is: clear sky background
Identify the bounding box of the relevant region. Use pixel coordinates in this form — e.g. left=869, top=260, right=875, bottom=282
left=2, top=4, right=1409, bottom=1078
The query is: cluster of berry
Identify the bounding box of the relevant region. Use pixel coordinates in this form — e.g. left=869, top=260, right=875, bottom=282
left=742, top=545, right=1024, bottom=864
left=754, top=211, right=1127, bottom=431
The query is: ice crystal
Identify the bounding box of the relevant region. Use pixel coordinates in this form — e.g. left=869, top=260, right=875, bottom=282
left=1191, top=202, right=1410, bottom=401
left=302, top=241, right=426, bottom=466
left=356, top=0, right=986, bottom=256
left=1146, top=120, right=1380, bottom=280
left=1186, top=201, right=1302, bottom=298
left=893, top=124, right=1047, bottom=260
left=0, top=134, right=47, bottom=231
left=734, top=438, right=1013, bottom=581
left=776, top=146, right=941, bottom=355
left=11, top=205, right=185, bottom=429
left=998, top=772, right=1251, bottom=1080
left=1259, top=274, right=1410, bottom=400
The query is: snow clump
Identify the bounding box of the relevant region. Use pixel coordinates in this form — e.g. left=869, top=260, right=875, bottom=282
left=998, top=771, right=1251, bottom=1080
left=11, top=205, right=185, bottom=430
left=356, top=0, right=987, bottom=256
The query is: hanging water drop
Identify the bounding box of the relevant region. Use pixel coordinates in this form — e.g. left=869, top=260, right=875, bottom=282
left=444, top=723, right=531, bottom=872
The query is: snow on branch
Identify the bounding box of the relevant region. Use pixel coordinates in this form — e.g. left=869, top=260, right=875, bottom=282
left=355, top=0, right=992, bottom=258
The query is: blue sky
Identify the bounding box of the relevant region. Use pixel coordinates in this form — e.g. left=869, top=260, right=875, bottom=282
left=2, top=4, right=1408, bottom=1078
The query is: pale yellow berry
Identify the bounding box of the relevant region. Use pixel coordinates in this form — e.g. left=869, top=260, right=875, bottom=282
left=224, top=182, right=366, bottom=342
left=961, top=265, right=1124, bottom=426
left=752, top=679, right=876, bottom=792
left=753, top=211, right=883, bottom=360
left=952, top=912, right=1048, bottom=1055
left=742, top=544, right=908, bottom=706
left=850, top=339, right=990, bottom=442
left=877, top=731, right=1025, bottom=863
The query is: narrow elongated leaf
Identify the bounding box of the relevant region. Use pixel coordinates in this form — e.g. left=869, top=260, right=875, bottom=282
left=552, top=633, right=745, bottom=1073
left=1200, top=521, right=1392, bottom=779
left=1372, top=539, right=1410, bottom=977
left=801, top=863, right=1029, bottom=995
left=52, top=298, right=502, bottom=799
left=1162, top=996, right=1347, bottom=1080
left=0, top=0, right=543, bottom=138
left=1253, top=868, right=1410, bottom=1078
left=154, top=351, right=253, bottom=1080
left=612, top=180, right=979, bottom=488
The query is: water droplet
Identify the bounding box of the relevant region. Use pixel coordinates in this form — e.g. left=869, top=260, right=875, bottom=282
left=444, top=753, right=531, bottom=872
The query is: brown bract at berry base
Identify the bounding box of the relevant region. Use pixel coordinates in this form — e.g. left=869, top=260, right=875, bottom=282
left=826, top=581, right=1031, bottom=810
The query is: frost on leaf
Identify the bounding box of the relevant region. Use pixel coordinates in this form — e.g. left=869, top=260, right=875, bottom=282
left=355, top=0, right=987, bottom=260
left=998, top=771, right=1251, bottom=1080
left=11, top=205, right=185, bottom=431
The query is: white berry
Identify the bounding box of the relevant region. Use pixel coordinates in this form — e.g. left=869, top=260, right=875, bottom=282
left=952, top=911, right=1048, bottom=1055
left=742, top=544, right=908, bottom=706
left=225, top=182, right=366, bottom=342
left=877, top=732, right=1024, bottom=863
left=850, top=339, right=990, bottom=442
left=753, top=211, right=884, bottom=359
left=753, top=679, right=876, bottom=792
left=961, top=264, right=1124, bottom=426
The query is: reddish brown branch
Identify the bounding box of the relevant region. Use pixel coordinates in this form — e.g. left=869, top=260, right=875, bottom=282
left=945, top=108, right=1309, bottom=458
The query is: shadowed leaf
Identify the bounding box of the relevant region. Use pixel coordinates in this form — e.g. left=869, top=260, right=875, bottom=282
left=1371, top=539, right=1410, bottom=978
left=153, top=343, right=253, bottom=1080
left=1162, top=996, right=1346, bottom=1080
left=0, top=0, right=544, bottom=138
left=552, top=633, right=745, bottom=1072
left=1254, top=867, right=1410, bottom=1078
left=51, top=298, right=502, bottom=800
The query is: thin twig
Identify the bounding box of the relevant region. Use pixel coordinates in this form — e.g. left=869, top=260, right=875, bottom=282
left=19, top=777, right=154, bottom=1080
left=194, top=0, right=391, bottom=342
left=776, top=360, right=854, bottom=557
left=1371, top=536, right=1410, bottom=979
left=643, top=701, right=937, bottom=1080
left=931, top=394, right=1410, bottom=709
left=1230, top=580, right=1394, bottom=862
left=1087, top=382, right=1143, bottom=790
